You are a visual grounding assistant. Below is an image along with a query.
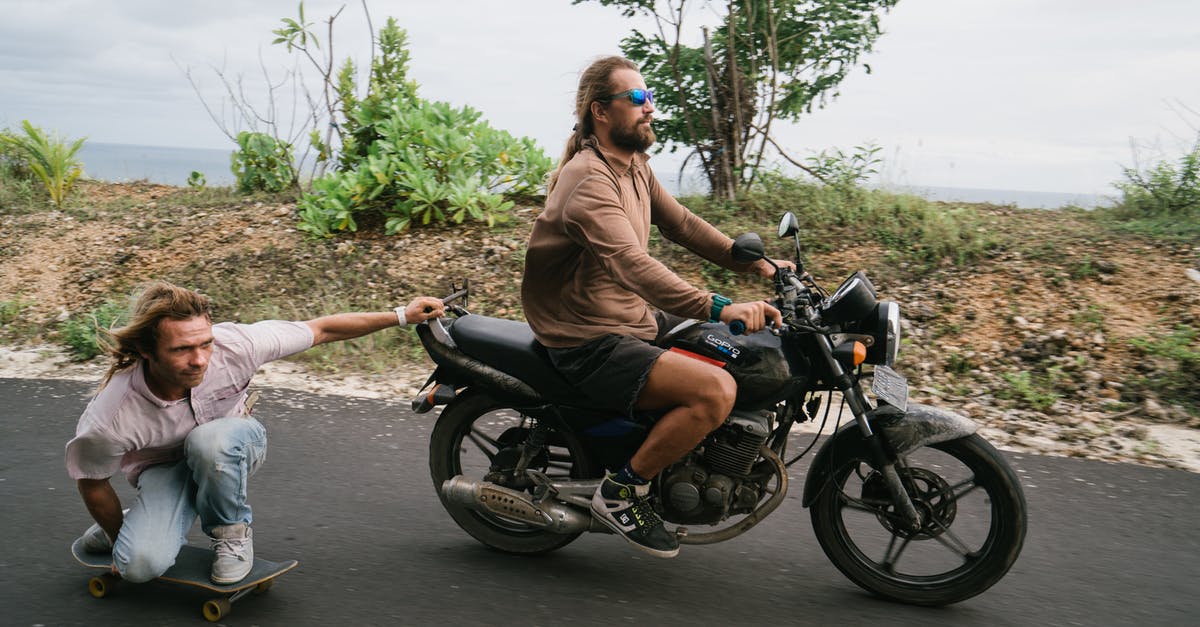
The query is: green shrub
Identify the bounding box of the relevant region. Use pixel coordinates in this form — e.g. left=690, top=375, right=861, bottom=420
left=804, top=143, right=883, bottom=188
left=187, top=171, right=207, bottom=189
left=729, top=176, right=994, bottom=267
left=0, top=129, right=37, bottom=212
left=0, top=297, right=37, bottom=339
left=998, top=371, right=1060, bottom=412
left=231, top=131, right=295, bottom=193
left=299, top=100, right=551, bottom=236
left=293, top=18, right=551, bottom=237
left=1129, top=325, right=1200, bottom=411
left=60, top=301, right=126, bottom=361
left=1096, top=136, right=1200, bottom=242
left=1114, top=138, right=1199, bottom=217
left=0, top=120, right=85, bottom=208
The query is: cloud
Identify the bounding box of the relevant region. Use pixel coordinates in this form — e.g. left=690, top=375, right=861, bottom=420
left=1, top=0, right=1196, bottom=194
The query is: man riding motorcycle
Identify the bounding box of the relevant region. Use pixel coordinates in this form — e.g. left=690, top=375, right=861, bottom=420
left=521, top=55, right=791, bottom=558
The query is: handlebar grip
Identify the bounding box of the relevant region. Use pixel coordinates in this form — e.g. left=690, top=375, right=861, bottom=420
left=728, top=320, right=746, bottom=336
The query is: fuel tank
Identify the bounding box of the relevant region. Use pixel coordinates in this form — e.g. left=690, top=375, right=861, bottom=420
left=660, top=321, right=808, bottom=410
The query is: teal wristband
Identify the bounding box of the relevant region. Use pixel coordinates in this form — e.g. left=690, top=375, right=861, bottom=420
left=709, top=294, right=732, bottom=322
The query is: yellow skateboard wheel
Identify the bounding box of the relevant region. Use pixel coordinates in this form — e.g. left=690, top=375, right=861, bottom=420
left=88, top=573, right=118, bottom=598
left=202, top=598, right=232, bottom=622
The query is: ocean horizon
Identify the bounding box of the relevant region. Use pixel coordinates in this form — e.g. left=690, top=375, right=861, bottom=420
left=78, top=142, right=236, bottom=188
left=76, top=141, right=1111, bottom=210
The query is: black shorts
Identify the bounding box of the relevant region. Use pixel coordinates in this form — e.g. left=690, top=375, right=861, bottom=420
left=546, top=312, right=684, bottom=415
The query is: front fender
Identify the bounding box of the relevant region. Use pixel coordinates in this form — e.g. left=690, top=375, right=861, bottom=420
left=800, top=403, right=977, bottom=507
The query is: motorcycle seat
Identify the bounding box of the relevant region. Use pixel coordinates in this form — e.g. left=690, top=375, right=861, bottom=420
left=448, top=315, right=577, bottom=399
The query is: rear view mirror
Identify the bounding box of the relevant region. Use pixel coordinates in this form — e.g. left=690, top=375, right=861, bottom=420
left=778, top=212, right=800, bottom=238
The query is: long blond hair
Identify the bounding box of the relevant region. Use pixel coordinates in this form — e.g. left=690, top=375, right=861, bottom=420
left=546, top=55, right=639, bottom=194
left=97, top=281, right=212, bottom=388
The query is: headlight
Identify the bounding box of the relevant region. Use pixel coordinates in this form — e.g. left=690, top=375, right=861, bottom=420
left=878, top=301, right=900, bottom=366
left=853, top=300, right=900, bottom=366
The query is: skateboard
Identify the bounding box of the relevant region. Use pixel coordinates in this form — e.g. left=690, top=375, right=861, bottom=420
left=71, top=536, right=298, bottom=622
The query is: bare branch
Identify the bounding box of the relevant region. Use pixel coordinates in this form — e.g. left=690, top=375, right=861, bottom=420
left=749, top=123, right=828, bottom=184
left=362, top=0, right=376, bottom=97
left=173, top=55, right=238, bottom=142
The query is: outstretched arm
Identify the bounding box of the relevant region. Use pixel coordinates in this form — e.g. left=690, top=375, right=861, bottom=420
left=305, top=297, right=445, bottom=346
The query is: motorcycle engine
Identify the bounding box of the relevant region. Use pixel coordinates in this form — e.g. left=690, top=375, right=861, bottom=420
left=659, top=409, right=773, bottom=524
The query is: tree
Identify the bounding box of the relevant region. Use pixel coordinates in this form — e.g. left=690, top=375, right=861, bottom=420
left=579, top=0, right=898, bottom=198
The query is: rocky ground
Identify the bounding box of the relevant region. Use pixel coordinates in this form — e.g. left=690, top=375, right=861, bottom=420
left=2, top=181, right=1198, bottom=472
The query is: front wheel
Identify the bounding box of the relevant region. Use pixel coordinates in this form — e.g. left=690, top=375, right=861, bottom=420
left=810, top=434, right=1027, bottom=606
left=429, top=389, right=598, bottom=554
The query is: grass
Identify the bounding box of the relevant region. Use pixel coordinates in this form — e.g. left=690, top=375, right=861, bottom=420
left=1070, top=305, right=1106, bottom=332
left=998, top=371, right=1061, bottom=412
left=59, top=300, right=126, bottom=361
left=1128, top=324, right=1200, bottom=413
left=0, top=297, right=41, bottom=342
left=681, top=181, right=998, bottom=276
left=1093, top=210, right=1200, bottom=243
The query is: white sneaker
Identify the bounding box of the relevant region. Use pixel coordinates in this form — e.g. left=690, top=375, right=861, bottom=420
left=79, top=522, right=113, bottom=554
left=210, top=524, right=254, bottom=584
left=78, top=509, right=128, bottom=554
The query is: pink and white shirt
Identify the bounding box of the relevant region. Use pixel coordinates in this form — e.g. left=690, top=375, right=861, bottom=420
left=65, top=320, right=314, bottom=486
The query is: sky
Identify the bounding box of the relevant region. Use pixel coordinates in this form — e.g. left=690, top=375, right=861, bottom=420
left=1, top=0, right=1198, bottom=196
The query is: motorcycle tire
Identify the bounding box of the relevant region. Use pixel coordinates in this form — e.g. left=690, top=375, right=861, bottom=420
left=429, top=389, right=598, bottom=555
left=810, top=433, right=1027, bottom=606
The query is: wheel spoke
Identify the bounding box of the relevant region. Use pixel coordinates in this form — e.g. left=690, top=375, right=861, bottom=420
left=946, top=476, right=982, bottom=503
left=881, top=532, right=913, bottom=572
left=928, top=515, right=979, bottom=559
left=466, top=429, right=499, bottom=462
left=840, top=497, right=892, bottom=514
left=545, top=459, right=575, bottom=474
left=837, top=489, right=911, bottom=526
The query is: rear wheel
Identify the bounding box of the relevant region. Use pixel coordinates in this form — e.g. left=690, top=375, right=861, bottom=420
left=429, top=390, right=598, bottom=554
left=811, top=434, right=1027, bottom=606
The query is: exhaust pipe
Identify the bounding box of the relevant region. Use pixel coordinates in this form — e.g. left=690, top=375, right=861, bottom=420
left=441, top=475, right=594, bottom=535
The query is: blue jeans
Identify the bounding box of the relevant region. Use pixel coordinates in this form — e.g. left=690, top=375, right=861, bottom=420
left=111, top=416, right=267, bottom=582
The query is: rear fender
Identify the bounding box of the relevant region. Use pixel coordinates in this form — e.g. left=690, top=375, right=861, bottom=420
left=414, top=321, right=544, bottom=407
left=801, top=403, right=976, bottom=507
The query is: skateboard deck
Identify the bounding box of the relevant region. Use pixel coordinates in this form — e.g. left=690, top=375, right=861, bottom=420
left=71, top=536, right=298, bottom=622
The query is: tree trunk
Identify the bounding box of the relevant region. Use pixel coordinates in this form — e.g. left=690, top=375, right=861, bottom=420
left=727, top=1, right=744, bottom=190
left=702, top=27, right=736, bottom=200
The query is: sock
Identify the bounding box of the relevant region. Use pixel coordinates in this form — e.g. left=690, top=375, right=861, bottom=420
left=613, top=461, right=649, bottom=486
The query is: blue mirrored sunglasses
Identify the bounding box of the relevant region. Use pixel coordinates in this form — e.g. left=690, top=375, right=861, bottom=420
left=600, top=88, right=654, bottom=106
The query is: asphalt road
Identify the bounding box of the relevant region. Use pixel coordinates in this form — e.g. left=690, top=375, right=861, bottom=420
left=3, top=377, right=1198, bottom=626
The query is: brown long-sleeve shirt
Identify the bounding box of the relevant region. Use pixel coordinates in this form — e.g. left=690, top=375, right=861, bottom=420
left=521, top=138, right=748, bottom=348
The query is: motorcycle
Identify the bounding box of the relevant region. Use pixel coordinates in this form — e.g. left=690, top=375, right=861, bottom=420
left=411, top=211, right=1027, bottom=606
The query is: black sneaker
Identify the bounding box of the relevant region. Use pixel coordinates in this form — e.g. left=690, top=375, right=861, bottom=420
left=590, top=474, right=679, bottom=558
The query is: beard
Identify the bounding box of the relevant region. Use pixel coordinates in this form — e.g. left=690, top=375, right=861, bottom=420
left=611, top=117, right=655, bottom=152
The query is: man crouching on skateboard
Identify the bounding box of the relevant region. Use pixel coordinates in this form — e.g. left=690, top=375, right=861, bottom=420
left=66, top=280, right=444, bottom=584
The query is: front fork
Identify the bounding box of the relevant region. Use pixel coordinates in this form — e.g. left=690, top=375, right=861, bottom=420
left=813, top=334, right=922, bottom=531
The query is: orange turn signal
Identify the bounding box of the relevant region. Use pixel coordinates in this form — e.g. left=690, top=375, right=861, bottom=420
left=833, top=340, right=869, bottom=369
left=852, top=341, right=867, bottom=366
